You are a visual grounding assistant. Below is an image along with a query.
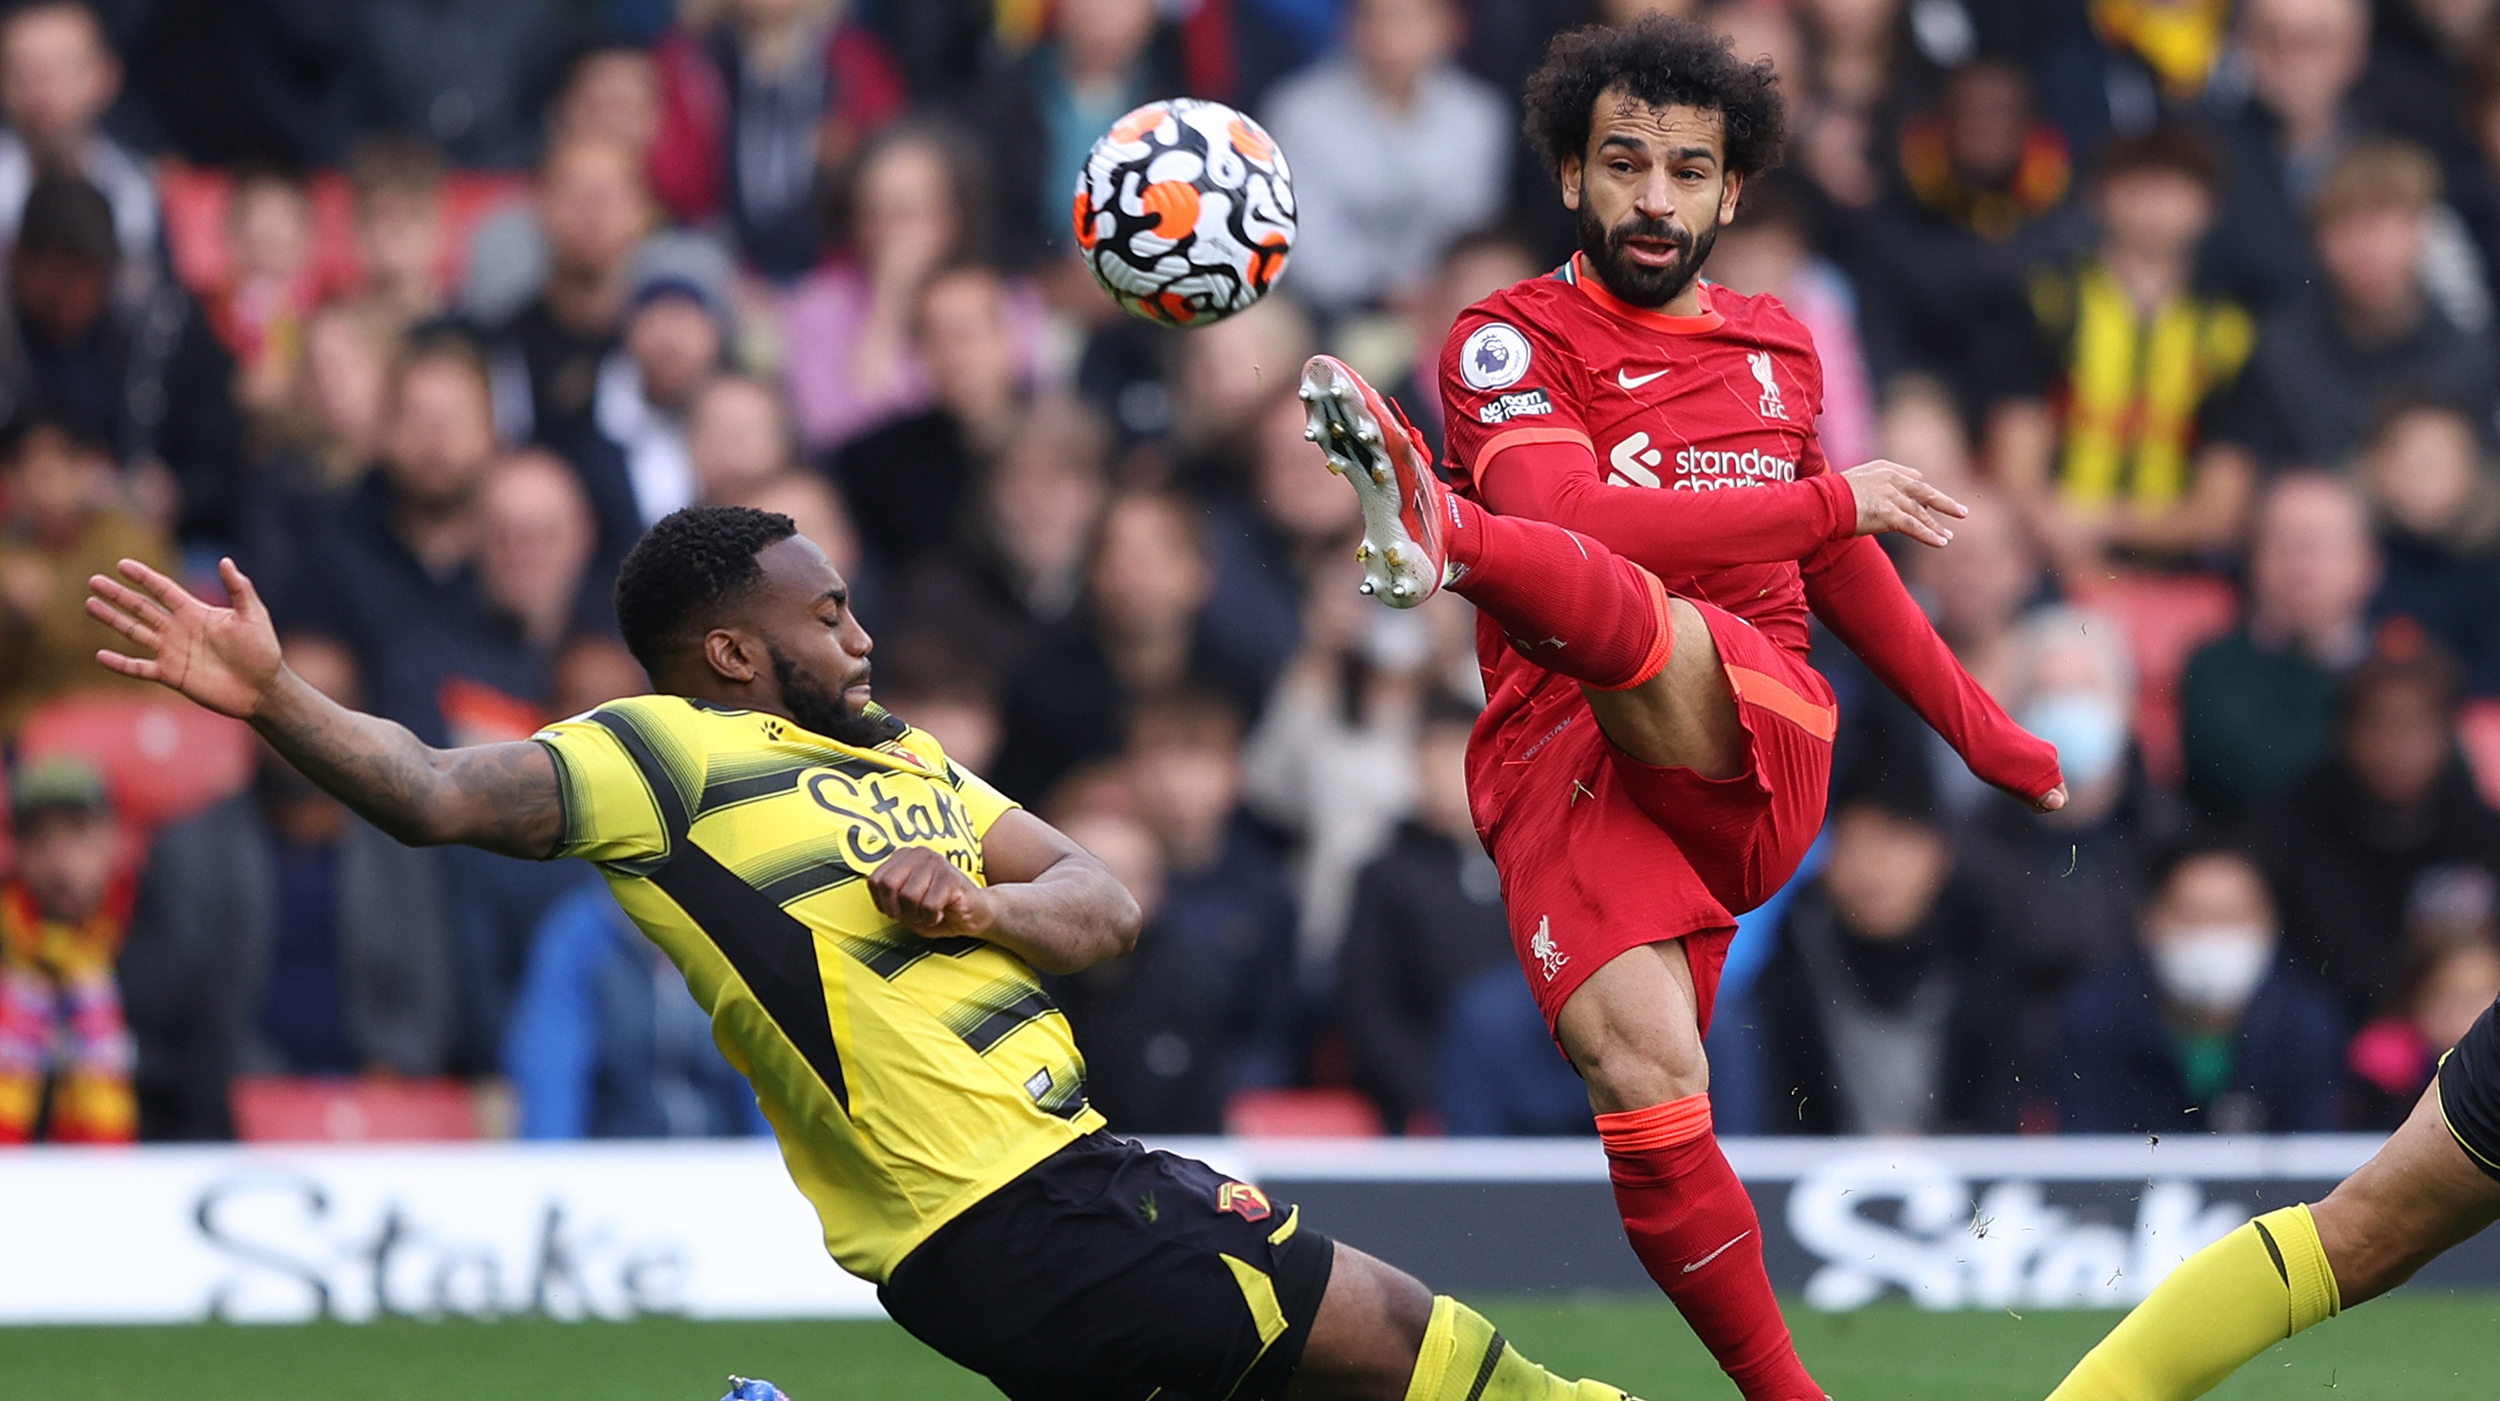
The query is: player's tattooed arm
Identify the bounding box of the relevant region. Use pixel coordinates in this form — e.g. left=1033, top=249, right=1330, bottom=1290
left=871, top=810, right=1143, bottom=974
left=85, top=557, right=565, bottom=858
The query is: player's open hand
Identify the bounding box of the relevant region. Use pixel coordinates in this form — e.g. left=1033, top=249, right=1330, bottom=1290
left=85, top=557, right=284, bottom=720
left=1842, top=459, right=1969, bottom=548
left=870, top=847, right=998, bottom=939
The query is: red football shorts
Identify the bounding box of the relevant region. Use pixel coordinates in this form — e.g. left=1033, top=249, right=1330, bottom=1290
left=1469, top=599, right=1835, bottom=1035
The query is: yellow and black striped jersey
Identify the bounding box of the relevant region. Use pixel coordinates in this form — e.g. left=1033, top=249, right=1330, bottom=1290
left=532, top=694, right=1104, bottom=1281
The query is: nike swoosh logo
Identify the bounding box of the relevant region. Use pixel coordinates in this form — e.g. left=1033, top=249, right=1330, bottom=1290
left=1617, top=368, right=1667, bottom=389
left=1681, top=1230, right=1752, bottom=1273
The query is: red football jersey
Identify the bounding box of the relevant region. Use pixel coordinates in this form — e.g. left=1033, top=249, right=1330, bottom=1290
left=1439, top=255, right=1838, bottom=656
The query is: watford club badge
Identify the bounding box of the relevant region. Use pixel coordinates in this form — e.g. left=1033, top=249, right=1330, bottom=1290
left=1216, top=1181, right=1274, bottom=1223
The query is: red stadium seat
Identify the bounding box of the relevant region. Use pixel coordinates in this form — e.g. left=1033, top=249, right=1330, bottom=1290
left=156, top=160, right=531, bottom=301
left=230, top=1076, right=481, bottom=1143
left=1223, top=1088, right=1384, bottom=1138
left=2072, top=572, right=2241, bottom=788
left=16, top=692, right=255, bottom=831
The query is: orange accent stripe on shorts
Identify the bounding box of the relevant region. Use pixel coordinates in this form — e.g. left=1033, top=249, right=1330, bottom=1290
left=1472, top=425, right=1594, bottom=488
left=1725, top=664, right=1837, bottom=742
left=1593, top=567, right=1675, bottom=691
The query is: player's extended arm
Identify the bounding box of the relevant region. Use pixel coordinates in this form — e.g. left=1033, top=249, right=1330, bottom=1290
left=1802, top=534, right=2069, bottom=810
left=85, top=557, right=564, bottom=858
left=1476, top=437, right=1969, bottom=572
left=869, top=810, right=1142, bottom=975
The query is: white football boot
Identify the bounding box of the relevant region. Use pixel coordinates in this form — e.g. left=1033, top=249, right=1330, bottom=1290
left=1298, top=354, right=1459, bottom=608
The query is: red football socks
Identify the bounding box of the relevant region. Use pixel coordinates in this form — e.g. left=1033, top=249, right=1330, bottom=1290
left=1444, top=495, right=1673, bottom=691
left=1597, top=1095, right=1823, bottom=1401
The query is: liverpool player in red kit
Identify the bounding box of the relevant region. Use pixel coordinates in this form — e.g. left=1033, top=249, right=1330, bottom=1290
left=1300, top=17, right=2067, bottom=1401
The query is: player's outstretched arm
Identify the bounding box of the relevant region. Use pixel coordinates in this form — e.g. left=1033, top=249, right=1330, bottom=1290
left=869, top=809, right=1141, bottom=975
left=1802, top=535, right=2068, bottom=812
left=86, top=557, right=564, bottom=858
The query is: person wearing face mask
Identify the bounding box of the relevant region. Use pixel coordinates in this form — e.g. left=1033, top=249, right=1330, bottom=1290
left=2055, top=844, right=2343, bottom=1134
left=1957, top=605, right=2186, bottom=1108
left=2245, top=638, right=2500, bottom=1025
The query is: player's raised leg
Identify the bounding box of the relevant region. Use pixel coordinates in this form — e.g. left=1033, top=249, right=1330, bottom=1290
left=1300, top=354, right=1740, bottom=777
left=2043, top=1011, right=2500, bottom=1401
left=1288, top=1244, right=1638, bottom=1400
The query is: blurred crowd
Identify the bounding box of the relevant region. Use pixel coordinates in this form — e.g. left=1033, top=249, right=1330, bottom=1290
left=3, top=0, right=2500, bottom=1147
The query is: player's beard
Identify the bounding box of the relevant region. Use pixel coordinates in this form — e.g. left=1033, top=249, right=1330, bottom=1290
left=1578, top=203, right=1718, bottom=309
left=769, top=642, right=905, bottom=749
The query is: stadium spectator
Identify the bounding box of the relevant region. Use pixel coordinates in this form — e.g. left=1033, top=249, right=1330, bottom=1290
left=465, top=47, right=666, bottom=324
left=501, top=632, right=766, bottom=1140
left=119, top=636, right=455, bottom=1141
left=1389, top=227, right=1541, bottom=456
left=1162, top=293, right=1316, bottom=495
left=2204, top=0, right=2378, bottom=308
left=1993, top=125, right=2260, bottom=575
left=210, top=166, right=325, bottom=425
left=343, top=0, right=569, bottom=170
left=345, top=137, right=453, bottom=331
left=2232, top=139, right=2499, bottom=470
left=1704, top=175, right=1877, bottom=471
left=0, top=415, right=168, bottom=734
left=1754, top=761, right=2019, bottom=1135
left=2055, top=845, right=2345, bottom=1134
left=1046, top=808, right=1232, bottom=1132
left=1958, top=605, right=2183, bottom=1099
left=2247, top=641, right=2500, bottom=1023
left=2182, top=473, right=2381, bottom=823
left=0, top=2, right=156, bottom=279
left=492, top=138, right=656, bottom=447
left=1120, top=691, right=1302, bottom=1099
left=869, top=631, right=1003, bottom=775
left=890, top=393, right=1111, bottom=670
left=2359, top=397, right=2500, bottom=695
left=1242, top=552, right=1420, bottom=960
left=2344, top=881, right=2500, bottom=1129
left=835, top=264, right=1028, bottom=575
left=648, top=0, right=906, bottom=278
left=570, top=243, right=740, bottom=549
left=1854, top=58, right=2086, bottom=414
left=1211, top=389, right=1362, bottom=685
left=1434, top=962, right=1599, bottom=1136
left=1333, top=696, right=1514, bottom=1131
left=687, top=372, right=801, bottom=507
left=1261, top=0, right=1510, bottom=314
left=781, top=121, right=1043, bottom=454
left=0, top=175, right=240, bottom=544
left=280, top=334, right=540, bottom=747
left=993, top=490, right=1274, bottom=802
left=979, top=0, right=1184, bottom=266
left=476, top=449, right=604, bottom=655
left=237, top=302, right=399, bottom=610
left=0, top=756, right=133, bottom=1143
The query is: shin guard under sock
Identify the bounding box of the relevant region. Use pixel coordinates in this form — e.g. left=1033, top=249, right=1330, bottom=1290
left=1597, top=1095, right=1822, bottom=1401
left=1445, top=495, right=1672, bottom=691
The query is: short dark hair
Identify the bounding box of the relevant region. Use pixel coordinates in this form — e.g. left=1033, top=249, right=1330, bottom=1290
left=1521, top=15, right=1786, bottom=185
left=614, top=505, right=798, bottom=676
left=2091, top=123, right=2222, bottom=194
left=17, top=174, right=118, bottom=266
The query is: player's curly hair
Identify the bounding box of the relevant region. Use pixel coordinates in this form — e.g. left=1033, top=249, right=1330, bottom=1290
left=614, top=504, right=799, bottom=676
left=1522, top=14, right=1786, bottom=184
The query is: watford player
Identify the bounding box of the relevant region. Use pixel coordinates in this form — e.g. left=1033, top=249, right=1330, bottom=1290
left=1302, top=18, right=2065, bottom=1401
left=85, top=507, right=1650, bottom=1401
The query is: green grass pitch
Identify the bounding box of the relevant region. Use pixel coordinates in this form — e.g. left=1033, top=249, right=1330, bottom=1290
left=6, top=1292, right=2495, bottom=1400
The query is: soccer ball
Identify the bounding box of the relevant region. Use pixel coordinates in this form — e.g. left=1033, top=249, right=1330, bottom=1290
left=1074, top=98, right=1295, bottom=328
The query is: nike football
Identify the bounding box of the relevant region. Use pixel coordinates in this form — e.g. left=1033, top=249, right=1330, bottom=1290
left=1074, top=98, right=1296, bottom=328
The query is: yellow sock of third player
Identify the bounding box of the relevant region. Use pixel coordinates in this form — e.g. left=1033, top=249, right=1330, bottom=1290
left=2046, top=1204, right=2341, bottom=1401
left=1404, top=1295, right=1635, bottom=1401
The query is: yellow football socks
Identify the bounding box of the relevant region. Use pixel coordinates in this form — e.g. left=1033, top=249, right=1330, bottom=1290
left=1404, top=1295, right=1639, bottom=1401
left=2045, top=1204, right=2341, bottom=1401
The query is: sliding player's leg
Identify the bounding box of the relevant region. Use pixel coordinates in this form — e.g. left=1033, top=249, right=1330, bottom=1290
left=2044, top=1001, right=2500, bottom=1401
left=1288, top=1244, right=1638, bottom=1401
left=1300, top=355, right=1744, bottom=775
left=1551, top=941, right=1822, bottom=1401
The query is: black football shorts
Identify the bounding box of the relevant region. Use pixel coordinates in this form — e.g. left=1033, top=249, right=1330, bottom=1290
left=879, top=1131, right=1336, bottom=1401
left=2438, top=993, right=2500, bottom=1181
